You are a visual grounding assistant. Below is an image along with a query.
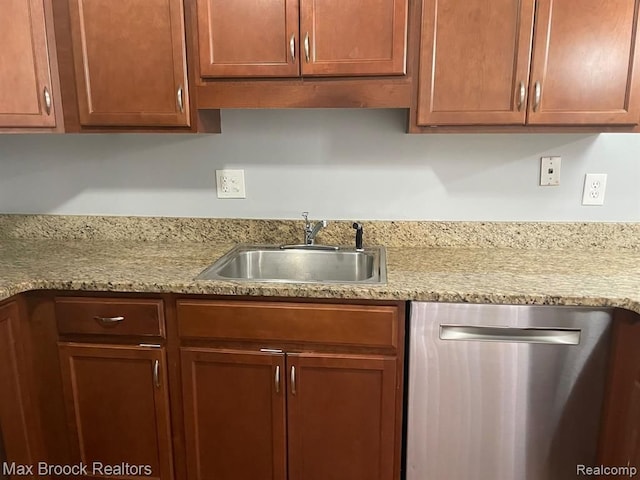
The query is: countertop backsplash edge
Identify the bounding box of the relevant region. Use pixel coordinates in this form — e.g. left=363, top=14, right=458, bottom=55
left=0, top=214, right=638, bottom=250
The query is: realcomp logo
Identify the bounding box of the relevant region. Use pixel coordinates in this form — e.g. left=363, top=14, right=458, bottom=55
left=577, top=464, right=638, bottom=477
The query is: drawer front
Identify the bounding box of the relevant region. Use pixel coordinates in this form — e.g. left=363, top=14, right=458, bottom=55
left=177, top=300, right=399, bottom=349
left=56, top=297, right=164, bottom=337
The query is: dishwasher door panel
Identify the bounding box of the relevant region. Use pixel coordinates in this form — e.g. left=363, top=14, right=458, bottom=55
left=407, top=303, right=612, bottom=480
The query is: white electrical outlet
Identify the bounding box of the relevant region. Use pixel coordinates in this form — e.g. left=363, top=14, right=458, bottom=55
left=540, top=156, right=561, bottom=186
left=216, top=169, right=246, bottom=199
left=582, top=173, right=607, bottom=206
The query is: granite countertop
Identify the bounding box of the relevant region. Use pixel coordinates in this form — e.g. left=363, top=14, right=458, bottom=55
left=1, top=236, right=639, bottom=314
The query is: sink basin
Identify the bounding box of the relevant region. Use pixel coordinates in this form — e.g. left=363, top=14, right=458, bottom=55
left=196, top=245, right=386, bottom=284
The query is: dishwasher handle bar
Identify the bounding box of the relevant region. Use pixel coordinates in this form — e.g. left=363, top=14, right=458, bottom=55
left=440, top=325, right=581, bottom=345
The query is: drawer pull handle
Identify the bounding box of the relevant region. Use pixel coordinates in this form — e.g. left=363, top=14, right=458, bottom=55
left=153, top=360, right=160, bottom=388
left=275, top=365, right=281, bottom=393
left=290, top=365, right=296, bottom=395
left=94, top=315, right=125, bottom=326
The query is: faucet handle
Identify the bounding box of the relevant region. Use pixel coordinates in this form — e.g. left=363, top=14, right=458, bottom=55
left=302, top=211, right=309, bottom=226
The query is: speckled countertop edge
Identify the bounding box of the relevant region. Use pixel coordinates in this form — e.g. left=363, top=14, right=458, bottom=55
left=1, top=238, right=639, bottom=314
left=1, top=214, right=639, bottom=250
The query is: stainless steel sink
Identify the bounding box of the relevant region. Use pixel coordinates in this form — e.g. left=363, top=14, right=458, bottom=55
left=196, top=245, right=386, bottom=284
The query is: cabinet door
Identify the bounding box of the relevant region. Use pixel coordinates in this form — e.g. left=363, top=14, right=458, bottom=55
left=599, top=310, right=640, bottom=469
left=417, top=0, right=535, bottom=125
left=181, top=348, right=287, bottom=480
left=528, top=0, right=640, bottom=125
left=58, top=343, right=173, bottom=480
left=300, top=0, right=407, bottom=76
left=196, top=0, right=300, bottom=78
left=287, top=353, right=398, bottom=480
left=0, top=0, right=56, bottom=128
left=0, top=302, right=38, bottom=478
left=68, top=0, right=189, bottom=127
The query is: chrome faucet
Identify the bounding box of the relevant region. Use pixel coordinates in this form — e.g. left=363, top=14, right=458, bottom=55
left=302, top=212, right=327, bottom=245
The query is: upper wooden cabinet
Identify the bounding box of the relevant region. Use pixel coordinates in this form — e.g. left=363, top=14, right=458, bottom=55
left=65, top=0, right=190, bottom=127
left=0, top=0, right=59, bottom=129
left=528, top=0, right=640, bottom=125
left=197, top=0, right=300, bottom=78
left=196, top=0, right=408, bottom=78
left=417, top=0, right=535, bottom=125
left=417, top=0, right=640, bottom=126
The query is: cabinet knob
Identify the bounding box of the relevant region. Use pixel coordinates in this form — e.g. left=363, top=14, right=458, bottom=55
left=290, top=365, right=297, bottom=395
left=304, top=33, right=310, bottom=63
left=275, top=365, right=281, bottom=393
left=177, top=86, right=184, bottom=113
left=533, top=81, right=542, bottom=112
left=153, top=360, right=160, bottom=388
left=43, top=86, right=52, bottom=115
left=289, top=33, right=296, bottom=62
left=516, top=81, right=526, bottom=111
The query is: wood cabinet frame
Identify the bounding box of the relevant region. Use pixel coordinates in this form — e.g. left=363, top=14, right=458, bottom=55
left=51, top=0, right=220, bottom=133
left=410, top=0, right=640, bottom=133
left=188, top=0, right=416, bottom=109
left=0, top=0, right=64, bottom=133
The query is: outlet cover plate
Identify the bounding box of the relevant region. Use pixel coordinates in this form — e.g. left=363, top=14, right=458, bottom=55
left=582, top=173, right=607, bottom=206
left=216, top=169, right=246, bottom=199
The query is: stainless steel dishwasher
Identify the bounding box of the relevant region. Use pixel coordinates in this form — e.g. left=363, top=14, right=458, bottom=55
left=407, top=302, right=613, bottom=480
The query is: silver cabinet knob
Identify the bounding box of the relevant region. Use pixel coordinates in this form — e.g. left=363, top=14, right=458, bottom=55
left=177, top=86, right=184, bottom=112
left=304, top=33, right=310, bottom=63
left=43, top=86, right=52, bottom=115
left=533, top=81, right=541, bottom=112
left=289, top=33, right=296, bottom=62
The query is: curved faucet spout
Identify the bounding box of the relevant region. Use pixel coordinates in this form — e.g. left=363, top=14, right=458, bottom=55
left=302, top=212, right=327, bottom=245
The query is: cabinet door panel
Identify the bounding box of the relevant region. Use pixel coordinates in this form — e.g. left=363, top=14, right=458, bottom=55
left=300, top=0, right=407, bottom=76
left=181, top=348, right=287, bottom=480
left=287, top=353, right=397, bottom=480
left=197, top=0, right=300, bottom=77
left=417, top=0, right=535, bottom=125
left=0, top=0, right=56, bottom=128
left=68, top=0, right=189, bottom=127
left=0, top=303, right=37, bottom=476
left=58, top=343, right=173, bottom=480
left=598, top=310, right=640, bottom=468
left=528, top=0, right=640, bottom=125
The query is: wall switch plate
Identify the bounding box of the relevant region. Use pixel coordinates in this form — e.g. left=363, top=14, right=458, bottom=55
left=582, top=173, right=607, bottom=206
left=540, top=156, right=561, bottom=186
left=216, top=169, right=246, bottom=199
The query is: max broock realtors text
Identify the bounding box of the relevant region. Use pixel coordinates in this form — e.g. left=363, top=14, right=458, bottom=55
left=2, top=462, right=153, bottom=477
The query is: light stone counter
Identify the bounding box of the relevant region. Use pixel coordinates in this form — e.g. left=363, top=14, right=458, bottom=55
left=1, top=235, right=639, bottom=313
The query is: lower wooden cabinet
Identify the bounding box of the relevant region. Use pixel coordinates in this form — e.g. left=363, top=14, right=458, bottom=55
left=58, top=343, right=173, bottom=480
left=181, top=349, right=287, bottom=480
left=177, top=299, right=405, bottom=480
left=599, top=309, right=640, bottom=467
left=287, top=353, right=397, bottom=480
left=181, top=348, right=398, bottom=480
left=3, top=294, right=404, bottom=480
left=0, top=302, right=39, bottom=478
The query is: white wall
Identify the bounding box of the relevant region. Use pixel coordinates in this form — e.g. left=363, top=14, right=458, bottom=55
left=1, top=109, right=639, bottom=221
